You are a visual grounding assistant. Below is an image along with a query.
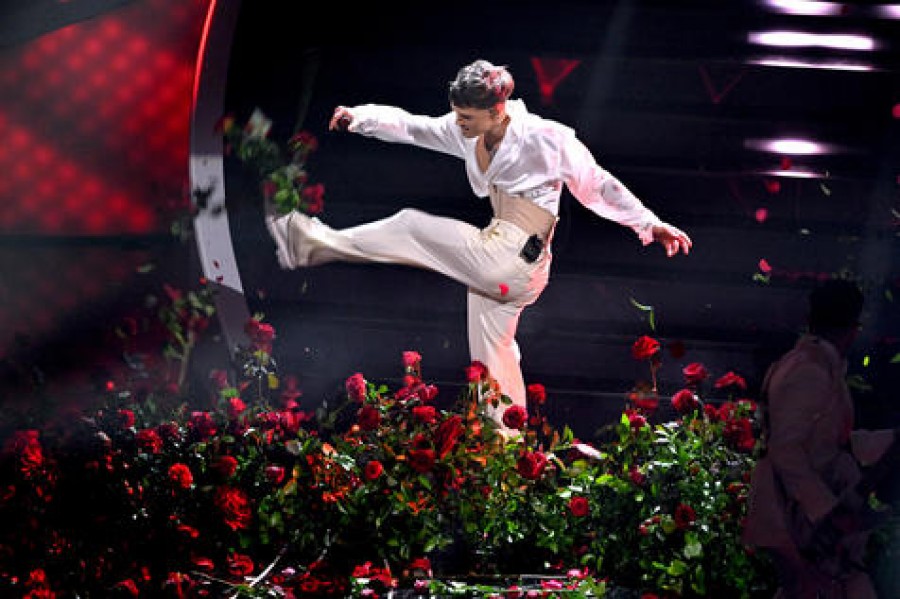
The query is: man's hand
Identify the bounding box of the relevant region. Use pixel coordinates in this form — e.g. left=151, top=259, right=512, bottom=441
left=652, top=223, right=692, bottom=257
left=329, top=106, right=354, bottom=132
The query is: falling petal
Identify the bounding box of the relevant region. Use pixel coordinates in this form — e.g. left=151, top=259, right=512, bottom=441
left=819, top=182, right=831, bottom=196
left=780, top=157, right=793, bottom=170
left=764, top=179, right=781, bottom=194
left=754, top=208, right=768, bottom=223
left=758, top=258, right=772, bottom=273
left=499, top=283, right=509, bottom=297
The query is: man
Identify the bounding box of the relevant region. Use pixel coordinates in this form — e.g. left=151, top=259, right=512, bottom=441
left=266, top=59, right=691, bottom=430
left=743, top=278, right=898, bottom=598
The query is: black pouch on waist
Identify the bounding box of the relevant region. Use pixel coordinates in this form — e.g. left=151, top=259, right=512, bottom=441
left=520, top=234, right=543, bottom=263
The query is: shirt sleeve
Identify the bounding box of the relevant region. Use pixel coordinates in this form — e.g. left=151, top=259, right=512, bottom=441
left=559, top=132, right=663, bottom=245
left=766, top=361, right=840, bottom=523
left=348, top=104, right=465, bottom=159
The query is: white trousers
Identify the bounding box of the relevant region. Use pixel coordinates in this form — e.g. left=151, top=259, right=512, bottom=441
left=280, top=208, right=551, bottom=425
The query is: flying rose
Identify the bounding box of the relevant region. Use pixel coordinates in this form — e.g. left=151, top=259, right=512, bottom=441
left=402, top=350, right=422, bottom=369
left=631, top=335, right=660, bottom=360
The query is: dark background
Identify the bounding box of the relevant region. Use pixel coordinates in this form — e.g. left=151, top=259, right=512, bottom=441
left=1, top=0, right=898, bottom=439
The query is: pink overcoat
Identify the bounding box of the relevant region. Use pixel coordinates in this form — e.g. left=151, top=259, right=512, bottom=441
left=743, top=335, right=894, bottom=551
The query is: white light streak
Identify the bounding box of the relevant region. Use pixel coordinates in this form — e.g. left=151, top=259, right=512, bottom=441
left=748, top=31, right=877, bottom=51
left=748, top=56, right=874, bottom=71
left=761, top=0, right=845, bottom=16
left=745, top=138, right=831, bottom=155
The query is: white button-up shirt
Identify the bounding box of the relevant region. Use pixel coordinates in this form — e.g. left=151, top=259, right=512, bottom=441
left=347, top=99, right=663, bottom=245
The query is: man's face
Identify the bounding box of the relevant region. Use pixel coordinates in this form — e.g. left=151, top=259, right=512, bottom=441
left=451, top=104, right=496, bottom=138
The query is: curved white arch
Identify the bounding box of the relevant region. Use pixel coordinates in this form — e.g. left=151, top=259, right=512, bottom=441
left=188, top=0, right=250, bottom=356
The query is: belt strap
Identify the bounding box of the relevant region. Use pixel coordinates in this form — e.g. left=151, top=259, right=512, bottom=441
left=489, top=185, right=557, bottom=241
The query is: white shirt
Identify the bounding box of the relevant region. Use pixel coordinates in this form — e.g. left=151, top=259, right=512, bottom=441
left=347, top=99, right=663, bottom=245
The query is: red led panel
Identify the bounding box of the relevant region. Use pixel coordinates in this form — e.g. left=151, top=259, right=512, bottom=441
left=0, top=0, right=212, bottom=236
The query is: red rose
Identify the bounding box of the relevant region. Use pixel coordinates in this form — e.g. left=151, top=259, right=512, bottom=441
left=412, top=405, right=437, bottom=424
left=244, top=317, right=275, bottom=353
left=357, top=404, right=381, bottom=431
left=191, top=556, right=215, bottom=572
left=724, top=417, right=756, bottom=453
left=526, top=383, right=547, bottom=405
left=136, top=429, right=163, bottom=454
left=674, top=503, right=696, bottom=529
left=113, top=579, right=139, bottom=597
left=629, top=466, right=646, bottom=486
left=464, top=360, right=488, bottom=382
left=419, top=383, right=439, bottom=402
left=168, top=463, right=193, bottom=489
left=434, top=415, right=465, bottom=459
left=264, top=465, right=285, bottom=485
left=189, top=411, right=217, bottom=440
left=402, top=350, right=422, bottom=369
left=516, top=450, right=548, bottom=480
left=631, top=335, right=660, bottom=360
left=408, top=448, right=436, bottom=473
left=682, top=362, right=709, bottom=385
left=568, top=496, right=590, bottom=517
left=212, top=455, right=238, bottom=478
left=345, top=372, right=367, bottom=402
left=215, top=486, right=252, bottom=530
left=117, top=408, right=136, bottom=429
left=364, top=460, right=384, bottom=481
left=227, top=397, right=247, bottom=419
left=6, top=430, right=45, bottom=477
left=703, top=403, right=720, bottom=421
left=502, top=405, right=528, bottom=430
left=227, top=552, right=254, bottom=578
left=301, top=183, right=325, bottom=210
left=671, top=388, right=699, bottom=414
left=714, top=371, right=747, bottom=390
left=626, top=409, right=647, bottom=430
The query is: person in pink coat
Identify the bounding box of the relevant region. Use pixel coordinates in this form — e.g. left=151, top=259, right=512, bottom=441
left=265, top=59, right=691, bottom=432
left=743, top=278, right=899, bottom=598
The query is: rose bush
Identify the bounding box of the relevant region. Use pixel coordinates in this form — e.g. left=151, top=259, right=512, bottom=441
left=0, top=305, right=792, bottom=598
